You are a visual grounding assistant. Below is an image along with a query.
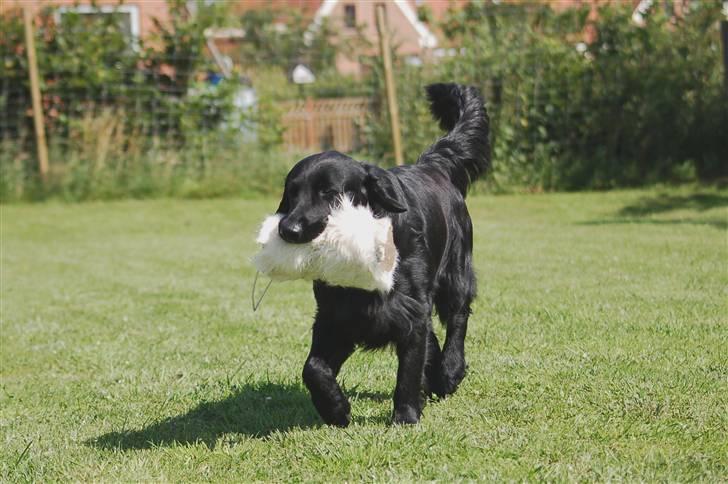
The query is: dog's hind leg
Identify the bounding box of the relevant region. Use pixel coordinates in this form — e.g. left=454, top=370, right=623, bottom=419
left=435, top=258, right=476, bottom=396
left=424, top=330, right=445, bottom=398
left=302, top=321, right=355, bottom=427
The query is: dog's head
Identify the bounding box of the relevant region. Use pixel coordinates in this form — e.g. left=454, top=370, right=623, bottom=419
left=276, top=151, right=407, bottom=244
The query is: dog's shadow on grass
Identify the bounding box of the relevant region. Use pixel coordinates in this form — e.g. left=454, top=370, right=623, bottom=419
left=89, top=382, right=395, bottom=450
left=88, top=382, right=322, bottom=450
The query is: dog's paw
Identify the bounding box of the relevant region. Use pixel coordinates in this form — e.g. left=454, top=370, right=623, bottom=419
left=439, top=355, right=467, bottom=396
left=326, top=411, right=351, bottom=428
left=392, top=405, right=420, bottom=425
left=321, top=399, right=352, bottom=428
left=424, top=370, right=447, bottom=399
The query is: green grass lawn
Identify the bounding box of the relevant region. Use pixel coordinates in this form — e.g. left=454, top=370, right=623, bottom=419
left=1, top=188, right=726, bottom=481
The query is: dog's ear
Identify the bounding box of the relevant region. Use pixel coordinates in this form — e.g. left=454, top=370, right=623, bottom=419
left=276, top=191, right=289, bottom=214
left=364, top=164, right=407, bottom=213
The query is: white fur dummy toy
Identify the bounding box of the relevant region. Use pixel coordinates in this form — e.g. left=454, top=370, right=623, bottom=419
left=252, top=197, right=398, bottom=293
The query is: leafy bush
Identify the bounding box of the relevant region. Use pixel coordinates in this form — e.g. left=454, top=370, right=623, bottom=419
left=2, top=1, right=725, bottom=202
left=361, top=59, right=442, bottom=166
left=1, top=1, right=372, bottom=202
left=364, top=2, right=726, bottom=190
left=0, top=1, right=274, bottom=202
left=236, top=9, right=338, bottom=74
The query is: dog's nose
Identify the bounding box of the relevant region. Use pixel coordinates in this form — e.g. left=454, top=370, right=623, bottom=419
left=279, top=219, right=305, bottom=243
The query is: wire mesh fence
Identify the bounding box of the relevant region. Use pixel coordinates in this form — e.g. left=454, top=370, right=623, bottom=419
left=0, top=51, right=368, bottom=157
left=0, top=4, right=375, bottom=202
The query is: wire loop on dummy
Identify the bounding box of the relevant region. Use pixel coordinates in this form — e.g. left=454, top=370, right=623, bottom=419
left=251, top=271, right=273, bottom=312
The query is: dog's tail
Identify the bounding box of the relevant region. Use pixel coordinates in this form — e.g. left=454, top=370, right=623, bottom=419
left=418, top=83, right=490, bottom=197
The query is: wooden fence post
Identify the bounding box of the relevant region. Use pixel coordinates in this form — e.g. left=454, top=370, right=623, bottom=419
left=23, top=6, right=49, bottom=182
left=305, top=97, right=316, bottom=150
left=376, top=4, right=404, bottom=166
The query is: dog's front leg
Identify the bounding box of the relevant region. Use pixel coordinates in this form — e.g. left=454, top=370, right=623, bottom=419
left=302, top=323, right=354, bottom=427
left=392, top=326, right=427, bottom=425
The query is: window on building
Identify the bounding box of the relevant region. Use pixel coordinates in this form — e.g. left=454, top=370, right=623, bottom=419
left=55, top=5, right=140, bottom=46
left=344, top=4, right=356, bottom=28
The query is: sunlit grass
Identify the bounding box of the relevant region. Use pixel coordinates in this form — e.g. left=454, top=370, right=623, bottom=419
left=1, top=187, right=726, bottom=481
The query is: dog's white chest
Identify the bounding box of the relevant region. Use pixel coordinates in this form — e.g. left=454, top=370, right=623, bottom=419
left=252, top=198, right=399, bottom=293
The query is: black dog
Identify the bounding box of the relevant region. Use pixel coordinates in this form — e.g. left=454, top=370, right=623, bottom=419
left=275, top=83, right=490, bottom=425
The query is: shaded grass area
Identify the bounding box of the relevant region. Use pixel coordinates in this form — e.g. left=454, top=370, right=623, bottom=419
left=581, top=191, right=728, bottom=230
left=1, top=188, right=726, bottom=481
left=91, top=382, right=319, bottom=449
left=617, top=192, right=728, bottom=216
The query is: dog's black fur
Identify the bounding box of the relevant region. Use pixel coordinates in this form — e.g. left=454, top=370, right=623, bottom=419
left=275, top=83, right=490, bottom=426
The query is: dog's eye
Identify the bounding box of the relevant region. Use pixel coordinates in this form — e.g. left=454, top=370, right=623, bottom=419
left=318, top=189, right=338, bottom=198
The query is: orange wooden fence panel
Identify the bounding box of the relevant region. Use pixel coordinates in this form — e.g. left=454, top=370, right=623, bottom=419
left=280, top=97, right=370, bottom=153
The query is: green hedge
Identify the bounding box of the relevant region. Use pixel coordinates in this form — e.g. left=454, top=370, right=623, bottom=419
left=365, top=2, right=726, bottom=191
